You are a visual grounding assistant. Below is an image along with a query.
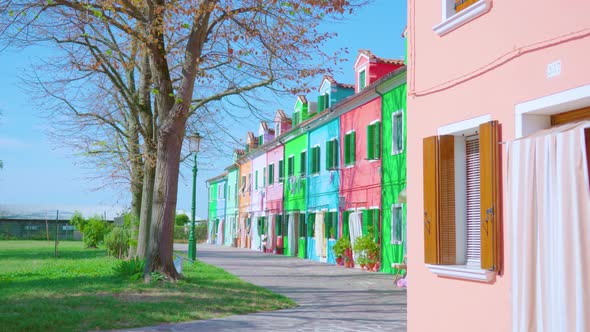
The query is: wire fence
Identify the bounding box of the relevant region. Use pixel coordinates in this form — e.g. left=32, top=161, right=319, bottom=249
left=0, top=220, right=82, bottom=241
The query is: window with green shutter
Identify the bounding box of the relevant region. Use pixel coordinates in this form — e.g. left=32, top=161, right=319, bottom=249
left=263, top=167, right=266, bottom=187
left=287, top=156, right=294, bottom=177
left=268, top=164, right=274, bottom=185
left=342, top=210, right=351, bottom=238
left=311, top=146, right=320, bottom=174
left=359, top=70, right=366, bottom=90
left=367, top=122, right=381, bottom=160
left=392, top=111, right=404, bottom=154
left=300, top=151, right=306, bottom=176
left=325, top=139, right=339, bottom=170
left=344, top=132, right=356, bottom=166
left=279, top=159, right=284, bottom=182
left=258, top=135, right=263, bottom=146
left=317, top=94, right=326, bottom=112
left=255, top=170, right=258, bottom=189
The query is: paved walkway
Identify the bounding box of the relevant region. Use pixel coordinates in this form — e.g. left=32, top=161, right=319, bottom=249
left=123, top=244, right=407, bottom=331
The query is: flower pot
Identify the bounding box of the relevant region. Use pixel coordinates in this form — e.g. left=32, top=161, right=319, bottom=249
left=367, top=262, right=375, bottom=270
left=336, top=257, right=343, bottom=265
left=344, top=260, right=352, bottom=268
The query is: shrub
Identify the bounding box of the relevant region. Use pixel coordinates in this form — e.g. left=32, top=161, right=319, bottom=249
left=175, top=213, right=190, bottom=226
left=333, top=237, right=351, bottom=258
left=105, top=226, right=130, bottom=259
left=174, top=225, right=188, bottom=242
left=69, top=211, right=87, bottom=232
left=196, top=223, right=207, bottom=243
left=113, top=257, right=145, bottom=281
left=82, top=217, right=111, bottom=248
left=353, top=234, right=379, bottom=265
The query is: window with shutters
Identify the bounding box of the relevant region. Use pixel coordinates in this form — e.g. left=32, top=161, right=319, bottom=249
left=362, top=208, right=380, bottom=243
left=240, top=176, right=246, bottom=194
left=278, top=159, right=284, bottom=182
left=325, top=211, right=338, bottom=239
left=263, top=167, right=266, bottom=187
left=255, top=170, right=259, bottom=190
left=434, top=0, right=490, bottom=36
left=268, top=163, right=274, bottom=185
left=317, top=94, right=329, bottom=112
left=311, top=146, right=320, bottom=174
left=344, top=131, right=356, bottom=166
left=367, top=121, right=381, bottom=160
left=392, top=111, right=404, bottom=155
left=423, top=119, right=501, bottom=282
left=391, top=204, right=403, bottom=244
left=325, top=138, right=339, bottom=170
left=359, top=70, right=366, bottom=91
left=300, top=151, right=307, bottom=176
left=258, top=135, right=263, bottom=146
left=287, top=156, right=294, bottom=177
left=247, top=174, right=252, bottom=191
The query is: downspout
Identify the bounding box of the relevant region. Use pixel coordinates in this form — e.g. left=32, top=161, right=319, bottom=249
left=374, top=84, right=385, bottom=261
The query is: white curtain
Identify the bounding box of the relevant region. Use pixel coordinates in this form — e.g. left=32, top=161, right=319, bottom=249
left=239, top=217, right=246, bottom=248
left=315, top=213, right=325, bottom=257
left=348, top=212, right=363, bottom=262
left=251, top=217, right=259, bottom=250
left=216, top=219, right=224, bottom=245
left=288, top=213, right=296, bottom=256
left=508, top=121, right=590, bottom=332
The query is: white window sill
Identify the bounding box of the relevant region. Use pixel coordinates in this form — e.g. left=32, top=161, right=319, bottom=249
left=433, top=0, right=491, bottom=36
left=427, top=264, right=495, bottom=282
left=391, top=149, right=404, bottom=156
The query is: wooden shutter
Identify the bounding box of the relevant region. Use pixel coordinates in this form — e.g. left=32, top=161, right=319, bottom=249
left=279, top=160, right=284, bottom=182
left=269, top=164, right=274, bottom=185
left=314, top=146, right=320, bottom=173
left=351, top=131, right=356, bottom=163
left=263, top=167, right=266, bottom=187
left=550, top=106, right=590, bottom=126
left=439, top=135, right=456, bottom=265
left=288, top=157, right=294, bottom=177
left=373, top=209, right=380, bottom=243
left=317, top=95, right=326, bottom=112
left=344, top=134, right=350, bottom=165
left=479, top=121, right=501, bottom=271
left=367, top=124, right=375, bottom=160
left=375, top=122, right=381, bottom=158
left=333, top=139, right=339, bottom=168
left=423, top=135, right=456, bottom=264
left=362, top=209, right=371, bottom=235
left=326, top=140, right=333, bottom=170
left=342, top=210, right=350, bottom=238
left=300, top=151, right=306, bottom=176
left=255, top=170, right=259, bottom=189
left=423, top=136, right=440, bottom=264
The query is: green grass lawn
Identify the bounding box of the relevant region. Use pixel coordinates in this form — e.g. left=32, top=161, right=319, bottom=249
left=0, top=241, right=295, bottom=332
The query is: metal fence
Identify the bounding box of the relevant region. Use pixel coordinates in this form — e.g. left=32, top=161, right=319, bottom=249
left=0, top=220, right=82, bottom=241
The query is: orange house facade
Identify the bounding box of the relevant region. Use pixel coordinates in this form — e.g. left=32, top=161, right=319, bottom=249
left=407, top=1, right=590, bottom=332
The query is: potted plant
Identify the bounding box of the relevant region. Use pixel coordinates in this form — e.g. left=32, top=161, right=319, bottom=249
left=333, top=237, right=351, bottom=266
left=353, top=234, right=379, bottom=272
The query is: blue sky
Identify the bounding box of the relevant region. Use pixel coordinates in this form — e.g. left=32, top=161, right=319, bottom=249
left=0, top=1, right=406, bottom=218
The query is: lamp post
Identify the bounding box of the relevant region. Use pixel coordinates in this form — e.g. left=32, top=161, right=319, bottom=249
left=188, top=132, right=202, bottom=261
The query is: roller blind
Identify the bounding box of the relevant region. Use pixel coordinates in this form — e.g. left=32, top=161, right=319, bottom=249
left=466, top=136, right=481, bottom=267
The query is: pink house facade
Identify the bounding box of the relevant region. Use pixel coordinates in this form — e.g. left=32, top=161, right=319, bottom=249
left=407, top=1, right=590, bottom=332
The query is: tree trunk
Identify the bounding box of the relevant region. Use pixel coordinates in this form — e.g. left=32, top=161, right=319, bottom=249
left=136, top=151, right=155, bottom=259
left=145, top=112, right=186, bottom=280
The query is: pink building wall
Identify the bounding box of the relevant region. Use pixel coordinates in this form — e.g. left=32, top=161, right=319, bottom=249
left=266, top=145, right=284, bottom=214
left=339, top=98, right=382, bottom=212
left=407, top=1, right=590, bottom=331
left=250, top=153, right=267, bottom=217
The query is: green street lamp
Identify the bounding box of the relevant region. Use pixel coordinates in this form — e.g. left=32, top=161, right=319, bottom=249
left=188, top=132, right=202, bottom=261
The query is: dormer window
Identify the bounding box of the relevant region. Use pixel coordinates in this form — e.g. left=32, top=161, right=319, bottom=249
left=317, top=93, right=330, bottom=112
left=433, top=0, right=491, bottom=36
left=359, top=70, right=366, bottom=91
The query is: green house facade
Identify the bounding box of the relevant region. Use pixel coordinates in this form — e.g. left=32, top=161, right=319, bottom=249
left=379, top=69, right=407, bottom=273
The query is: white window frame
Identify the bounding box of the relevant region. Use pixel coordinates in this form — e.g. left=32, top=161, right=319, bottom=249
left=427, top=114, right=496, bottom=282
left=433, top=0, right=491, bottom=36
left=392, top=110, right=405, bottom=155
left=516, top=83, right=590, bottom=138
left=391, top=204, right=404, bottom=245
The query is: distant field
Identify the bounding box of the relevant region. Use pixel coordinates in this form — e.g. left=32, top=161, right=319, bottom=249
left=0, top=241, right=295, bottom=332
